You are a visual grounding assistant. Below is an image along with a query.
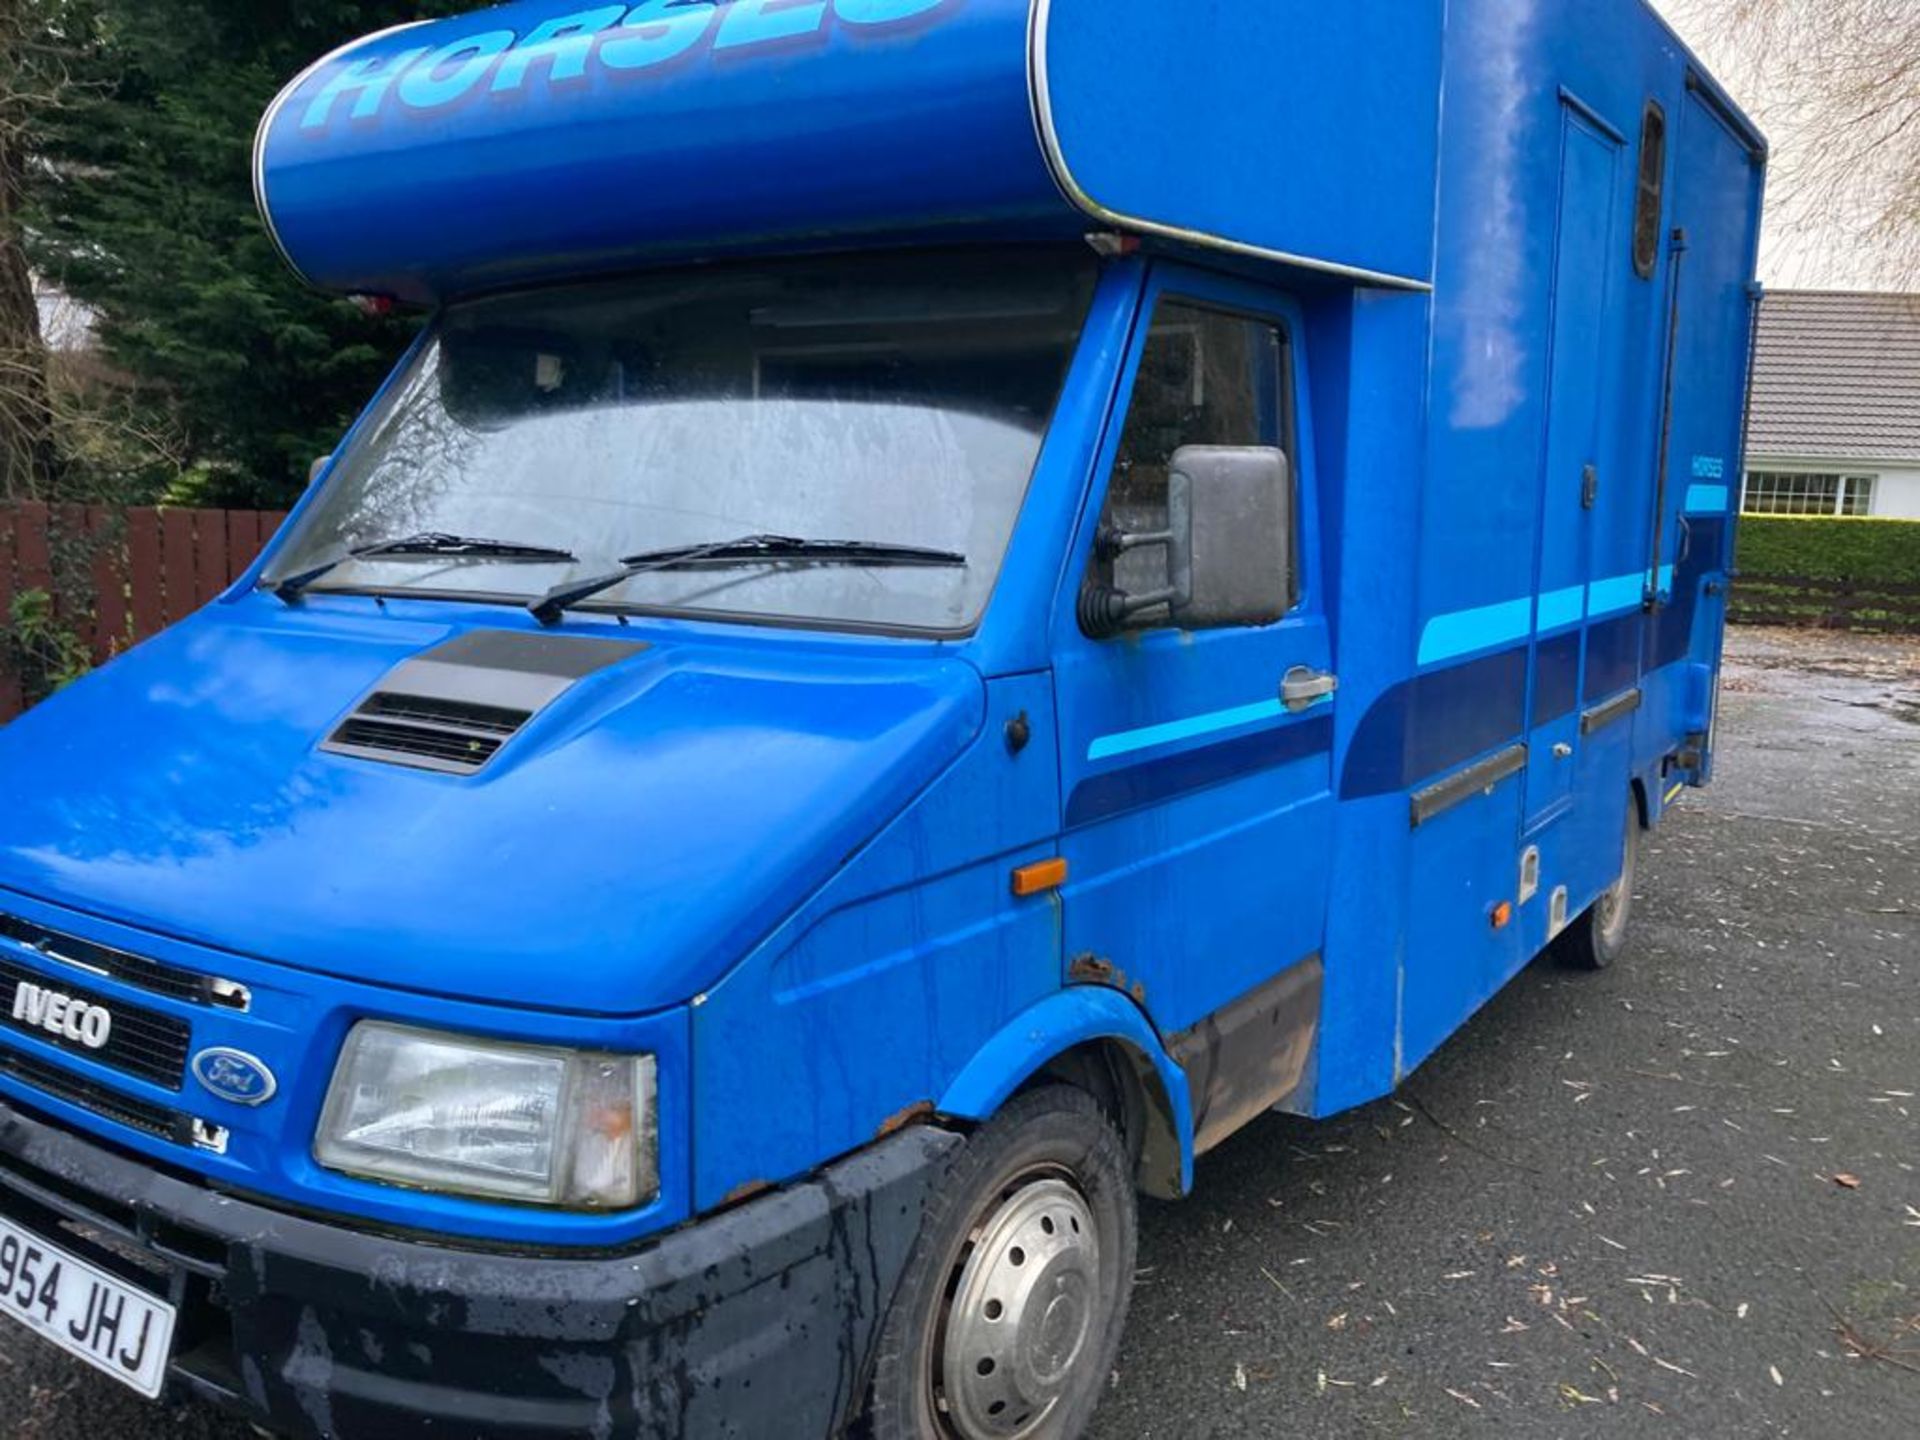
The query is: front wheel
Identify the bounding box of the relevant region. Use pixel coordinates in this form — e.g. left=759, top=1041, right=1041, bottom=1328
left=866, top=1085, right=1137, bottom=1440
left=1559, top=802, right=1641, bottom=970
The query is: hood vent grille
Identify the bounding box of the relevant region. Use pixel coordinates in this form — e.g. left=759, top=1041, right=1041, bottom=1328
left=361, top=692, right=532, bottom=737
left=321, top=632, right=650, bottom=777
left=328, top=694, right=534, bottom=776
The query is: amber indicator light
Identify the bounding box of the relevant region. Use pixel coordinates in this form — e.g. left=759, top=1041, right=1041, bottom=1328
left=1012, top=858, right=1069, bottom=897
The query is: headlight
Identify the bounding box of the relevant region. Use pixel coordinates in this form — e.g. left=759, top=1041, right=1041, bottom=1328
left=315, top=1023, right=657, bottom=1209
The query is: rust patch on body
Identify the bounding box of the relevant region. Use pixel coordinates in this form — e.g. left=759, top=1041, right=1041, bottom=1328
left=721, top=1179, right=774, bottom=1208
left=875, top=1100, right=935, bottom=1139
left=1069, top=953, right=1147, bottom=1003
left=1069, top=953, right=1117, bottom=986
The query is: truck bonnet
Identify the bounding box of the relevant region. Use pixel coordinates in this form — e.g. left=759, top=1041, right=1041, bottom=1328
left=0, top=604, right=985, bottom=1015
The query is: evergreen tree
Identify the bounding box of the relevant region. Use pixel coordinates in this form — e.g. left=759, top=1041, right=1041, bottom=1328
left=26, top=2, right=469, bottom=507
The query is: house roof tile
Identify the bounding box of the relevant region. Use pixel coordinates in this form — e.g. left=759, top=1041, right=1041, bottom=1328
left=1747, top=291, right=1920, bottom=465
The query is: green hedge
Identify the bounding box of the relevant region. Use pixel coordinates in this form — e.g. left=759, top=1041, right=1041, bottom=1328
left=1736, top=515, right=1920, bottom=585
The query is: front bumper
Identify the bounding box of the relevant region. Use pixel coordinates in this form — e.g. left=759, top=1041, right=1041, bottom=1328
left=0, top=1097, right=958, bottom=1439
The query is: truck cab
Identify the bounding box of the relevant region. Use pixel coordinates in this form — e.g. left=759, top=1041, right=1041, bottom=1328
left=0, top=3, right=1763, bottom=1438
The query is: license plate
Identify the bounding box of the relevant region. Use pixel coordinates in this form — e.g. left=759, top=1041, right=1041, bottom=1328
left=0, top=1215, right=175, bottom=1398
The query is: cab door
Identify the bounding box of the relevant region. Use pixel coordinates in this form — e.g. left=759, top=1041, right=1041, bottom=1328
left=1051, top=269, right=1335, bottom=1042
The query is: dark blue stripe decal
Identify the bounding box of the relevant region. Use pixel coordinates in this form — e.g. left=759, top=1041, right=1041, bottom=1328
left=1532, top=629, right=1582, bottom=729
left=1585, top=612, right=1642, bottom=703
left=1340, top=647, right=1527, bottom=799
left=1066, top=715, right=1335, bottom=829
left=1333, top=520, right=1727, bottom=806
left=1648, top=516, right=1724, bottom=672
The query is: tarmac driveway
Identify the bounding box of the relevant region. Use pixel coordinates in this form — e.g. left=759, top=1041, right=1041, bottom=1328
left=1088, top=625, right=1919, bottom=1438
left=4, top=626, right=1916, bottom=1439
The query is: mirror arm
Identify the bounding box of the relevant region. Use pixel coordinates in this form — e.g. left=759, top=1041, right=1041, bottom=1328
left=1079, top=582, right=1185, bottom=638
left=1081, top=489, right=1199, bottom=637
left=1095, top=523, right=1176, bottom=562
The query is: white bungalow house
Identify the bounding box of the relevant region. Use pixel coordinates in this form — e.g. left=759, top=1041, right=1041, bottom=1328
left=1744, top=291, right=1920, bottom=519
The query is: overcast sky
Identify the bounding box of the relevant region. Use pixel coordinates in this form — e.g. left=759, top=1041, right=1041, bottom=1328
left=1652, top=0, right=1878, bottom=292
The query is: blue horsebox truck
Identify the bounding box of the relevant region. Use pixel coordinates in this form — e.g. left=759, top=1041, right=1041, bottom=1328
left=0, top=1, right=1763, bottom=1436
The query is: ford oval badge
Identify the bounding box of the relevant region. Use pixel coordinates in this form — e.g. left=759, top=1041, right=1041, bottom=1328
left=191, top=1048, right=278, bottom=1107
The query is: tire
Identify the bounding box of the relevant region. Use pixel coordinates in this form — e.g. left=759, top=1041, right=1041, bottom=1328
left=1559, top=802, right=1641, bottom=971
left=865, top=1085, right=1137, bottom=1440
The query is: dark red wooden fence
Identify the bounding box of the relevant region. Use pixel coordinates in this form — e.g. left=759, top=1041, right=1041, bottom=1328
left=0, top=502, right=288, bottom=723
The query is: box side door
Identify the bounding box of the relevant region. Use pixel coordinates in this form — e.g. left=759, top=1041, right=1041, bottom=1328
left=1526, top=102, right=1625, bottom=830
left=1644, top=85, right=1766, bottom=780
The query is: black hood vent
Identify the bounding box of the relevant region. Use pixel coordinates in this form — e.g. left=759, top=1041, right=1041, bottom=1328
left=324, top=631, right=649, bottom=776
left=331, top=697, right=528, bottom=774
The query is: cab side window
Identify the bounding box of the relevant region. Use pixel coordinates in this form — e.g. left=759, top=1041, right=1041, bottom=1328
left=1081, top=300, right=1297, bottom=635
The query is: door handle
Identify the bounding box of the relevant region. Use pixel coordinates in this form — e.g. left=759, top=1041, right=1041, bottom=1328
left=1281, top=667, right=1338, bottom=713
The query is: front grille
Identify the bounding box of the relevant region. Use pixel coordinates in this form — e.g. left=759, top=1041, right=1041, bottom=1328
left=0, top=957, right=191, bottom=1089
left=324, top=691, right=533, bottom=776
left=0, top=912, right=245, bottom=1011
left=0, top=1048, right=192, bottom=1145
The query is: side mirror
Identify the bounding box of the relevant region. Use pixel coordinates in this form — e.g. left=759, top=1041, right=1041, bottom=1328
left=1169, top=445, right=1293, bottom=628
left=1080, top=445, right=1292, bottom=636
left=309, top=453, right=335, bottom=487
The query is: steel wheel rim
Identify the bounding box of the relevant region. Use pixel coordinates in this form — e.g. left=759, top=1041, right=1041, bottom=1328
left=935, top=1173, right=1103, bottom=1439
left=1597, top=819, right=1636, bottom=949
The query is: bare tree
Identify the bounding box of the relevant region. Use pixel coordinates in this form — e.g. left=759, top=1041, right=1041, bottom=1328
left=1671, top=0, right=1920, bottom=287
left=0, top=0, right=64, bottom=500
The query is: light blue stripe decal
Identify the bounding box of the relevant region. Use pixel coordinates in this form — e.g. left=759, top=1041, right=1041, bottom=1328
left=1420, top=563, right=1685, bottom=667
left=1536, top=584, right=1585, bottom=632
left=1587, top=571, right=1645, bottom=617
left=1685, top=483, right=1729, bottom=513
left=1087, top=698, right=1287, bottom=762
left=1416, top=596, right=1534, bottom=666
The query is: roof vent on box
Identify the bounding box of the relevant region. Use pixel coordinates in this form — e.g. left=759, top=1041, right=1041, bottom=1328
left=323, top=632, right=648, bottom=776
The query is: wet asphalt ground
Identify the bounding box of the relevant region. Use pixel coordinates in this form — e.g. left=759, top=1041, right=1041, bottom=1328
left=5, top=625, right=1917, bottom=1439
left=1088, top=626, right=1920, bottom=1439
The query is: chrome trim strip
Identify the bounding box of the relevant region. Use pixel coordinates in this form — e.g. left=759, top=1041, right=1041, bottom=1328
left=0, top=913, right=249, bottom=1013
left=1025, top=0, right=1433, bottom=293
left=252, top=21, right=432, bottom=291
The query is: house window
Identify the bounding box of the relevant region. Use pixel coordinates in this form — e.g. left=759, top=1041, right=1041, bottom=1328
left=1741, top=471, right=1877, bottom=517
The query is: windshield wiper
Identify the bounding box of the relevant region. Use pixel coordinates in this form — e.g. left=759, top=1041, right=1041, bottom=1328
left=528, top=533, right=966, bottom=626
left=268, top=533, right=580, bottom=605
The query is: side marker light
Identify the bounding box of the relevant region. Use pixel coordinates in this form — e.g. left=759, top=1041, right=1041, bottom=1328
left=1012, top=858, right=1069, bottom=898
